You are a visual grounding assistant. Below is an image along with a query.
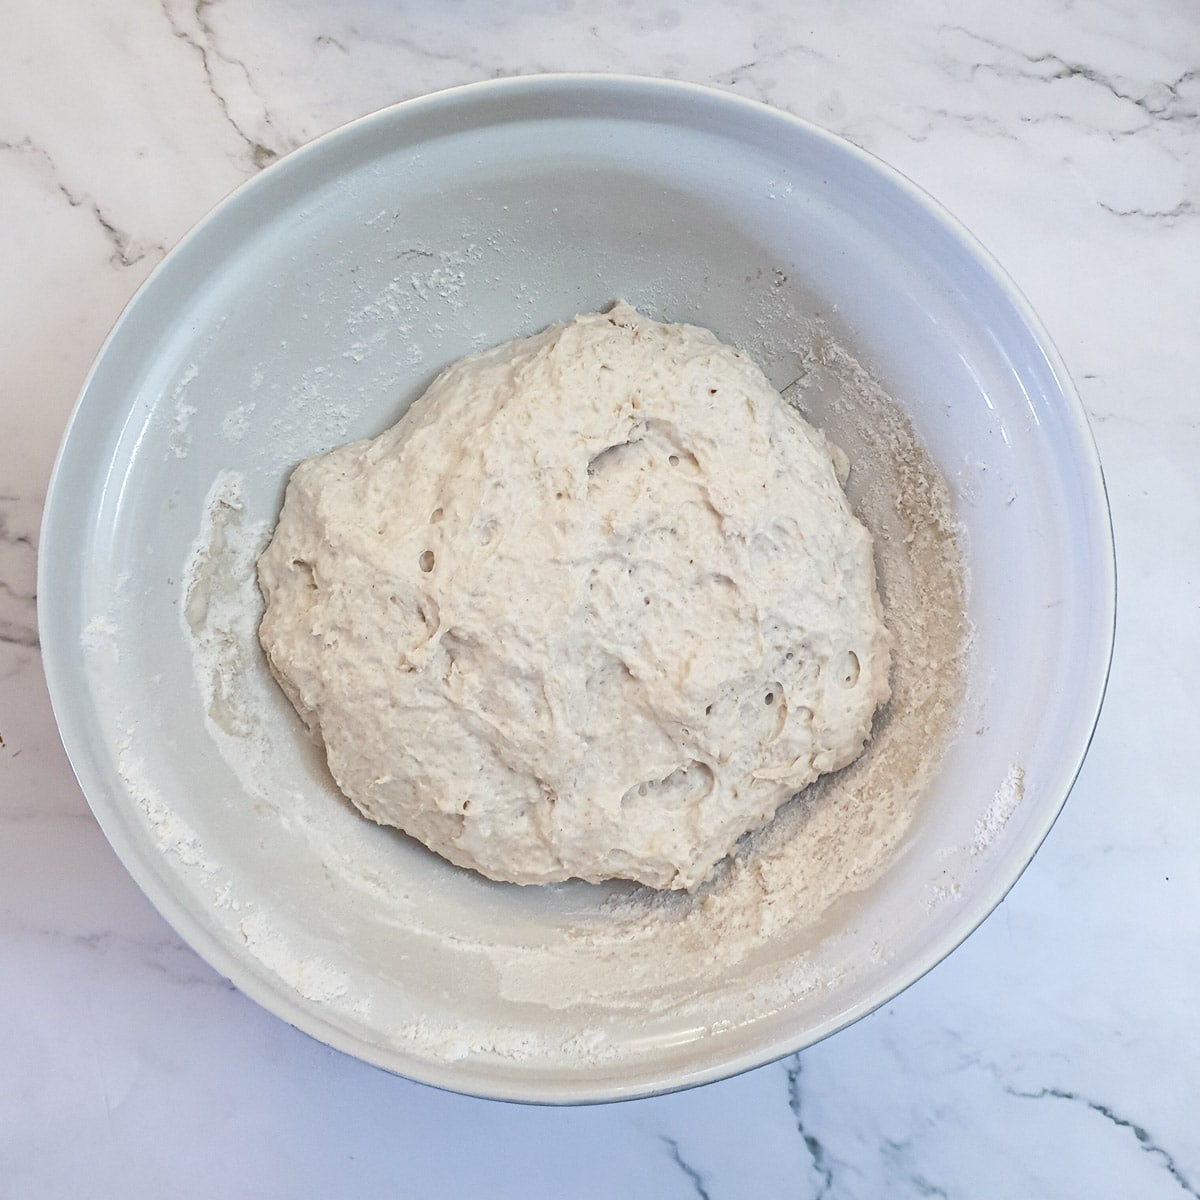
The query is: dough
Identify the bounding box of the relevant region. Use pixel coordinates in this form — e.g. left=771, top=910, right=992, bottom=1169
left=257, top=303, right=891, bottom=890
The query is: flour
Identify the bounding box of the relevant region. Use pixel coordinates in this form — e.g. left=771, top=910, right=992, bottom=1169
left=114, top=726, right=219, bottom=875
left=183, top=473, right=270, bottom=740
left=342, top=242, right=485, bottom=371
left=972, top=763, right=1026, bottom=855
left=168, top=363, right=200, bottom=458
left=238, top=909, right=370, bottom=1015
left=158, top=473, right=380, bottom=1020
left=221, top=402, right=255, bottom=442
left=175, top=306, right=973, bottom=1068
left=81, top=612, right=121, bottom=664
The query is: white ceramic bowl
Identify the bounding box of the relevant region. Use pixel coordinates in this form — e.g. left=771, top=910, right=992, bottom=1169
left=40, top=76, right=1114, bottom=1103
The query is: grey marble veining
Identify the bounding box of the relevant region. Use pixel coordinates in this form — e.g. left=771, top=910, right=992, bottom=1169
left=2, top=0, right=1197, bottom=1195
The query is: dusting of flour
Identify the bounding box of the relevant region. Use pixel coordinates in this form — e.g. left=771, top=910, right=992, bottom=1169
left=973, top=764, right=1026, bottom=856
left=175, top=472, right=372, bottom=1018
left=177, top=313, right=975, bottom=1067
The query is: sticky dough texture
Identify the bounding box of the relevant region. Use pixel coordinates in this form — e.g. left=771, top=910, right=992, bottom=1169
left=257, top=303, right=891, bottom=890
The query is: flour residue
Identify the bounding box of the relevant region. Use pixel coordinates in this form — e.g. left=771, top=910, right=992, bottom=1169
left=175, top=309, right=974, bottom=1068
left=972, top=763, right=1026, bottom=855
left=239, top=909, right=371, bottom=1016
left=81, top=612, right=121, bottom=663
left=221, top=402, right=255, bottom=442
left=169, top=364, right=200, bottom=458
left=114, top=725, right=218, bottom=874
left=164, top=473, right=376, bottom=1021
left=183, top=473, right=269, bottom=740
left=341, top=242, right=485, bottom=370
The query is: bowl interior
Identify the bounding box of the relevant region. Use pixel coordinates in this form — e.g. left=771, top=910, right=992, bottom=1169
left=40, top=77, right=1113, bottom=1102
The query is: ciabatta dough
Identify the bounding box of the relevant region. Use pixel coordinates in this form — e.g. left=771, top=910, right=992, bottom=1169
left=257, top=303, right=891, bottom=890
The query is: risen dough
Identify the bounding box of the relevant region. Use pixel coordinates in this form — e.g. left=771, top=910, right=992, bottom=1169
left=257, top=303, right=891, bottom=890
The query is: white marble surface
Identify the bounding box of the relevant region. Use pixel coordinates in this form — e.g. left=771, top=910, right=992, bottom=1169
left=2, top=0, right=1197, bottom=1194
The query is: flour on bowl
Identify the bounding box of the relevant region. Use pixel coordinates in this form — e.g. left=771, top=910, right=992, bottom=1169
left=972, top=762, right=1026, bottom=855
left=183, top=472, right=270, bottom=741
left=177, top=306, right=972, bottom=1069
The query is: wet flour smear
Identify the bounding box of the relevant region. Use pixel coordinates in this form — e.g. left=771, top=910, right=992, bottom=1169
left=175, top=315, right=971, bottom=1068
left=175, top=474, right=374, bottom=1021
left=183, top=472, right=266, bottom=739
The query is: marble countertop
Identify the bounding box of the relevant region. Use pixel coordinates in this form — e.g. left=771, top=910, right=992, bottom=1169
left=3, top=1, right=1197, bottom=1195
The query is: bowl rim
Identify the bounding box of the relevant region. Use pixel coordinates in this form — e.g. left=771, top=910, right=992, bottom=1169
left=38, top=72, right=1117, bottom=1105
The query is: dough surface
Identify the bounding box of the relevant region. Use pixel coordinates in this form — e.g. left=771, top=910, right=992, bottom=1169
left=257, top=303, right=891, bottom=890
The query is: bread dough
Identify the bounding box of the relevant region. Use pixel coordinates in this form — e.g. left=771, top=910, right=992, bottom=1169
left=257, top=303, right=891, bottom=890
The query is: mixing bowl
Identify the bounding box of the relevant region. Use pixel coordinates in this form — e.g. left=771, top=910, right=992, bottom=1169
left=39, top=75, right=1114, bottom=1102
